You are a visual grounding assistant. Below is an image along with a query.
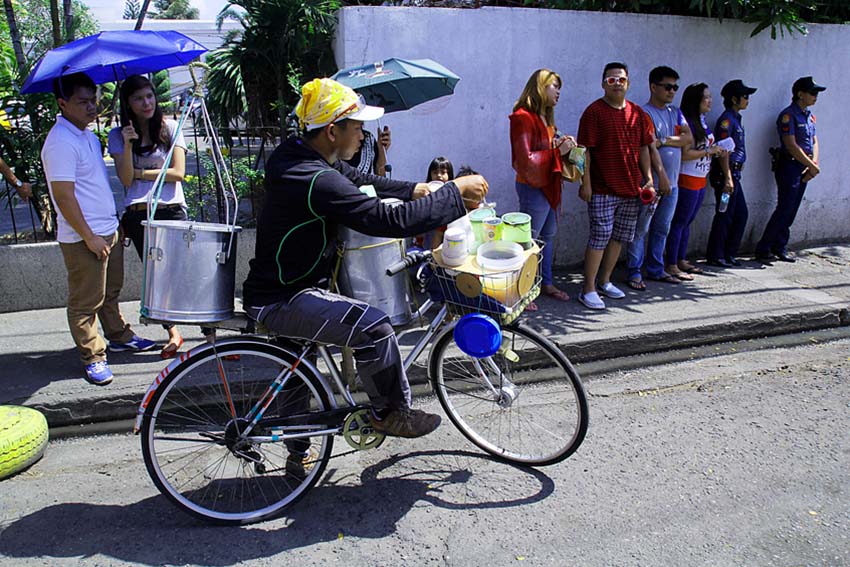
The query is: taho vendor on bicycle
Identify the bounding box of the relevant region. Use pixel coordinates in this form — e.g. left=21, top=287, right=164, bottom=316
left=242, top=78, right=488, bottom=438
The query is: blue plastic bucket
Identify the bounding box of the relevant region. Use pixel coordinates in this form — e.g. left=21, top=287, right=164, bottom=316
left=453, top=314, right=502, bottom=358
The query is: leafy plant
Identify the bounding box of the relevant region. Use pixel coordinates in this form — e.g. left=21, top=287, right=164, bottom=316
left=123, top=0, right=141, bottom=19
left=209, top=0, right=340, bottom=132
left=522, top=0, right=850, bottom=38
left=183, top=145, right=265, bottom=223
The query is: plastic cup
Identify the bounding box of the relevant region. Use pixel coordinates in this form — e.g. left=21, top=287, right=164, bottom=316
left=501, top=212, right=532, bottom=247
left=639, top=186, right=656, bottom=205
left=483, top=218, right=503, bottom=242
left=469, top=208, right=494, bottom=243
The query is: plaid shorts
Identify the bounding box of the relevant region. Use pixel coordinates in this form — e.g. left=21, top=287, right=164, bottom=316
left=587, top=193, right=641, bottom=249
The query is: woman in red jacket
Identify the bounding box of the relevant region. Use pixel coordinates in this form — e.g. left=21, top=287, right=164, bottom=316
left=510, top=68, right=576, bottom=304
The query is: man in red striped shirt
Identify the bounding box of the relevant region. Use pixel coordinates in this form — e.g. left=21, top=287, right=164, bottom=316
left=576, top=62, right=655, bottom=310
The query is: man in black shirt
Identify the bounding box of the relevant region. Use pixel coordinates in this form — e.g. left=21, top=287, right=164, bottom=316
left=243, top=78, right=488, bottom=438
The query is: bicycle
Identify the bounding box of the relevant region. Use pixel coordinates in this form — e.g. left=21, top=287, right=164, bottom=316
left=135, top=245, right=588, bottom=525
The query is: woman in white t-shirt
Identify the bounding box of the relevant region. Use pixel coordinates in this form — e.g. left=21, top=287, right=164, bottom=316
left=665, top=83, right=724, bottom=279
left=108, top=74, right=188, bottom=359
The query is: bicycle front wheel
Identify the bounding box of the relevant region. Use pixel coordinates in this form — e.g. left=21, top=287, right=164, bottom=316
left=140, top=340, right=334, bottom=525
left=430, top=323, right=588, bottom=466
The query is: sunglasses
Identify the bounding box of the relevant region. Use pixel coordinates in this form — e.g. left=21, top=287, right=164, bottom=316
left=654, top=82, right=679, bottom=92
left=604, top=76, right=628, bottom=86
left=741, top=94, right=750, bottom=99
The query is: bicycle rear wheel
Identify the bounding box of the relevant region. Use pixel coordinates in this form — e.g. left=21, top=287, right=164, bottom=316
left=430, top=323, right=588, bottom=466
left=140, top=340, right=334, bottom=525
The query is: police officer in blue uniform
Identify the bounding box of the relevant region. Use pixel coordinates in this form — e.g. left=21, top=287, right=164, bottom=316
left=706, top=79, right=757, bottom=267
left=756, top=76, right=826, bottom=263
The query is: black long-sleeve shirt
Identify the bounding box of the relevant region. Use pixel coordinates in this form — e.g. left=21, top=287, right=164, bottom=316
left=243, top=136, right=466, bottom=306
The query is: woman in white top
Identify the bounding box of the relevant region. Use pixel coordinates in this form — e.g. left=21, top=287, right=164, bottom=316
left=665, top=83, right=724, bottom=280
left=108, top=74, right=187, bottom=359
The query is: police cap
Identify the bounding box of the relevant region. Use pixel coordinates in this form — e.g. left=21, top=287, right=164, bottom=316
left=792, top=76, right=826, bottom=96
left=720, top=79, right=758, bottom=99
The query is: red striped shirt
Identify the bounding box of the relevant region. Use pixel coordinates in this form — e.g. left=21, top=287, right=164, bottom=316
left=577, top=99, right=654, bottom=198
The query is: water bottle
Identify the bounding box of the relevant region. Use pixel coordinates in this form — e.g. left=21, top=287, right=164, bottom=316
left=719, top=192, right=730, bottom=213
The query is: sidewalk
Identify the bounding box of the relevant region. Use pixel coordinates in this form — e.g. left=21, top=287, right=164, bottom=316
left=1, top=245, right=848, bottom=429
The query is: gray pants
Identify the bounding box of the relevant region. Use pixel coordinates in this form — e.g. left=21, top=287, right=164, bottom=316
left=245, top=288, right=412, bottom=410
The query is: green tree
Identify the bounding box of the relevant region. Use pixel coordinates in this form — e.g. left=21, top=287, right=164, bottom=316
left=525, top=0, right=850, bottom=38
left=152, top=0, right=199, bottom=19
left=210, top=0, right=340, bottom=131
left=123, top=0, right=141, bottom=19
left=0, top=0, right=99, bottom=237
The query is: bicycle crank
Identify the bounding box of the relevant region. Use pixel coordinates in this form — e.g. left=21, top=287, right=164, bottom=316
left=343, top=409, right=386, bottom=450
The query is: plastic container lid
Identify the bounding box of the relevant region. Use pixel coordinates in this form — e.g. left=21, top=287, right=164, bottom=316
left=476, top=240, right=525, bottom=272
left=453, top=314, right=502, bottom=358
left=502, top=212, right=531, bottom=226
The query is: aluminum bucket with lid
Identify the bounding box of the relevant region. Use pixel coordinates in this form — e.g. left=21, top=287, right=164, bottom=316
left=336, top=198, right=411, bottom=326
left=141, top=220, right=242, bottom=323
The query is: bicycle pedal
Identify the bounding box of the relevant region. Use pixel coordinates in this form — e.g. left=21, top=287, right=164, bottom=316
left=342, top=409, right=385, bottom=451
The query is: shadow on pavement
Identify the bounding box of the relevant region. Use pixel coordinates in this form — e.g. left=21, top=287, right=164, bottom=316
left=0, top=450, right=554, bottom=565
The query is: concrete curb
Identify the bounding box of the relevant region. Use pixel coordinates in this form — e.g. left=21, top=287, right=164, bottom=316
left=27, top=304, right=850, bottom=430
left=561, top=305, right=850, bottom=364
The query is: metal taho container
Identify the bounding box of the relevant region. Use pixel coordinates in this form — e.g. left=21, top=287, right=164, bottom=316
left=336, top=200, right=411, bottom=326
left=141, top=220, right=242, bottom=323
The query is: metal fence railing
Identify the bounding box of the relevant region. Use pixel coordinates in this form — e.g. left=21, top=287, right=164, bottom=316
left=0, top=114, right=280, bottom=245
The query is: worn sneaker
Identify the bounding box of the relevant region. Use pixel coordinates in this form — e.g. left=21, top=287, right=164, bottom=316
left=84, top=360, right=113, bottom=386
left=108, top=335, right=157, bottom=352
left=578, top=291, right=606, bottom=310
left=597, top=281, right=625, bottom=299
left=285, top=445, right=319, bottom=478
left=370, top=408, right=441, bottom=438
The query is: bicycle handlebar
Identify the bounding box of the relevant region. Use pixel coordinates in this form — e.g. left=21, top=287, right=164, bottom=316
left=386, top=250, right=432, bottom=276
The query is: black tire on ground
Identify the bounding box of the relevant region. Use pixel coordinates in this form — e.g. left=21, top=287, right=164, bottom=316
left=140, top=339, right=334, bottom=525
left=430, top=322, right=588, bottom=466
left=0, top=405, right=49, bottom=480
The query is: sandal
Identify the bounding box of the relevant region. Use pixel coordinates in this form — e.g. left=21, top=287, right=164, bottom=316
left=648, top=273, right=681, bottom=284
left=542, top=285, right=570, bottom=302
left=668, top=270, right=694, bottom=281
left=160, top=337, right=184, bottom=360
left=627, top=278, right=647, bottom=291
left=680, top=263, right=704, bottom=274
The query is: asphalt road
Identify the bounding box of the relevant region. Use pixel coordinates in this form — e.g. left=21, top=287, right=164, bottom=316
left=1, top=335, right=849, bottom=567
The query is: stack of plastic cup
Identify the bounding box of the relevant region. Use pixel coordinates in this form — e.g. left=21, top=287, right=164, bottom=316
left=441, top=227, right=468, bottom=266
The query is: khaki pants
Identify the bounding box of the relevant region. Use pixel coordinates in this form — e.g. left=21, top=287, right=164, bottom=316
left=59, top=231, right=134, bottom=365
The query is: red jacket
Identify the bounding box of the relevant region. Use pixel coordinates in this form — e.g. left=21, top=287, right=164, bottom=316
left=509, top=107, right=563, bottom=210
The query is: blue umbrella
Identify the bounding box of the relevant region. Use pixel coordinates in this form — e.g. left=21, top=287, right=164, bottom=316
left=331, top=58, right=460, bottom=113
left=21, top=30, right=207, bottom=94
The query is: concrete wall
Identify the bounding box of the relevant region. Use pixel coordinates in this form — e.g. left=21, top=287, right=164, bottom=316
left=336, top=6, right=850, bottom=265
left=0, top=230, right=255, bottom=313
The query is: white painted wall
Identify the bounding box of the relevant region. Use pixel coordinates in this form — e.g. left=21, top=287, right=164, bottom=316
left=336, top=6, right=849, bottom=264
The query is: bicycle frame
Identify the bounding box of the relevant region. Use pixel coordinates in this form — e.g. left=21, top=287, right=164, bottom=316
left=133, top=303, right=455, bottom=437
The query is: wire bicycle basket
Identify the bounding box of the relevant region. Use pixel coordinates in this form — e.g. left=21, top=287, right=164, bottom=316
left=429, top=241, right=542, bottom=326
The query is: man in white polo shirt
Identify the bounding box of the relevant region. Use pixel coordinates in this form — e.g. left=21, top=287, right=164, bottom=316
left=41, top=73, right=155, bottom=385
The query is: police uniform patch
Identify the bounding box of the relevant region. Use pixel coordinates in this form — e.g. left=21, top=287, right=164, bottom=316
left=781, top=114, right=791, bottom=124
left=719, top=119, right=729, bottom=130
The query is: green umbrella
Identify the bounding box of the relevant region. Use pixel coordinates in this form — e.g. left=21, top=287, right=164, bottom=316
left=331, top=58, right=460, bottom=113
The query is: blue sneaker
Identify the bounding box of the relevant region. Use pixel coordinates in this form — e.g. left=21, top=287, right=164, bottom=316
left=108, top=335, right=157, bottom=352
left=84, top=360, right=114, bottom=385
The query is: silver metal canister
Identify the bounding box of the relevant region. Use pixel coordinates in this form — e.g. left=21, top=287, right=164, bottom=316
left=336, top=199, right=411, bottom=326
left=141, top=220, right=242, bottom=323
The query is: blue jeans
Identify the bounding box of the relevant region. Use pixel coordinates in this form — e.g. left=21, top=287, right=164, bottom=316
left=627, top=187, right=678, bottom=280
left=516, top=182, right=558, bottom=286
left=666, top=186, right=706, bottom=265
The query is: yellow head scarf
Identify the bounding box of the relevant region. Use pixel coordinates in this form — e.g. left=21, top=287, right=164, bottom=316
left=295, top=78, right=362, bottom=131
